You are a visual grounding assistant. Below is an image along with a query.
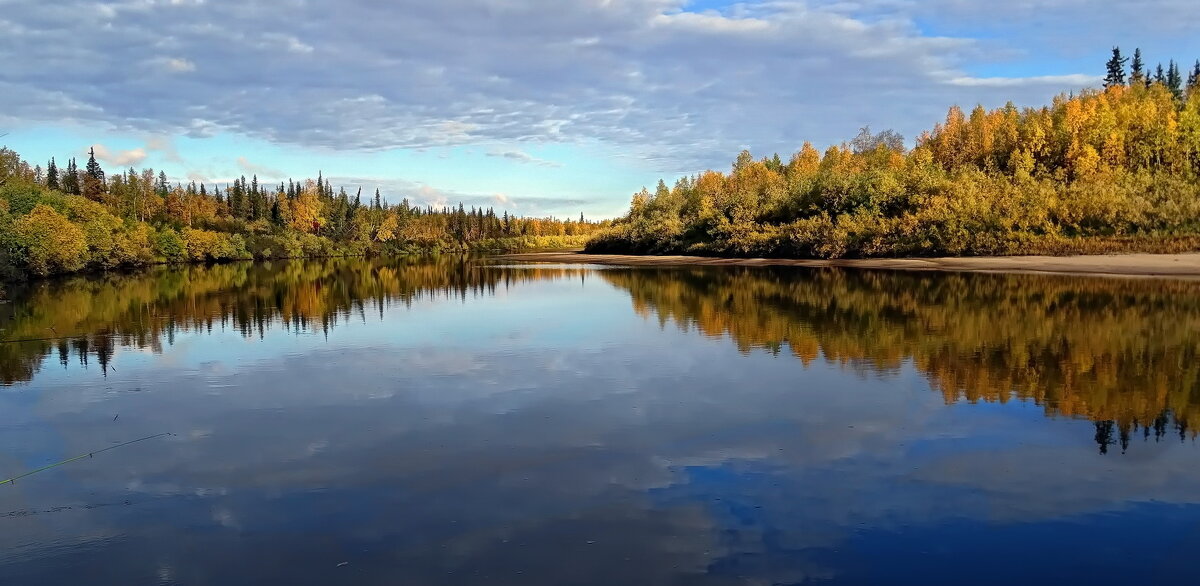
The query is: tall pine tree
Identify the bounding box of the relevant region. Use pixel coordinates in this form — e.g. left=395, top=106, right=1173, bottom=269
left=1130, top=48, right=1145, bottom=85
left=1167, top=60, right=1183, bottom=100
left=46, top=157, right=59, bottom=190
left=1104, top=46, right=1127, bottom=88
left=63, top=157, right=80, bottom=195
left=82, top=147, right=106, bottom=201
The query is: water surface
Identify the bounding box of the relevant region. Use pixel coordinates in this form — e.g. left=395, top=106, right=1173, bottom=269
left=2, top=257, right=1199, bottom=585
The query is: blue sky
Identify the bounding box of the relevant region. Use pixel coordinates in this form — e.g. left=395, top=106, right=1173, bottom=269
left=3, top=0, right=1198, bottom=217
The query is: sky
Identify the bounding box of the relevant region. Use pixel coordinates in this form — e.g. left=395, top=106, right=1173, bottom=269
left=2, top=0, right=1199, bottom=218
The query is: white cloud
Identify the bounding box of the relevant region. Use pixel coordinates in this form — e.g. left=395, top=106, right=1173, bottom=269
left=946, top=74, right=1103, bottom=87
left=90, top=143, right=148, bottom=166
left=486, top=149, right=563, bottom=167
left=1, top=0, right=1186, bottom=172
left=161, top=57, right=196, bottom=73
left=146, top=136, right=183, bottom=162
left=235, top=156, right=285, bottom=178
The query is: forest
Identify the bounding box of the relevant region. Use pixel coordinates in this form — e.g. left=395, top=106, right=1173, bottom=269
left=589, top=48, right=1200, bottom=258
left=0, top=146, right=604, bottom=278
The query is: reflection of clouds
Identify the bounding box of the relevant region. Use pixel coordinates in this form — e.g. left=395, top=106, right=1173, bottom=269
left=4, top=268, right=1200, bottom=584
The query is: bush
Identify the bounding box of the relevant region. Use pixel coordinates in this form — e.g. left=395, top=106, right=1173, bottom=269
left=154, top=228, right=187, bottom=262
left=13, top=205, right=88, bottom=275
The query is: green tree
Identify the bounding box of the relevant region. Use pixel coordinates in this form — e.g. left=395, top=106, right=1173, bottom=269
left=63, top=158, right=80, bottom=195
left=1104, top=46, right=1128, bottom=88
left=1130, top=48, right=1145, bottom=85
left=1167, top=60, right=1184, bottom=100
left=46, top=158, right=59, bottom=191
left=83, top=147, right=106, bottom=201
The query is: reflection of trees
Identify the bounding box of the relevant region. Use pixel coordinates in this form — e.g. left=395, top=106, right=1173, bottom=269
left=602, top=268, right=1200, bottom=452
left=0, top=257, right=578, bottom=385
left=7, top=261, right=1198, bottom=454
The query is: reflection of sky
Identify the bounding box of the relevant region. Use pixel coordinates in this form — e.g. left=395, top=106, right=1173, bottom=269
left=2, top=266, right=1200, bottom=585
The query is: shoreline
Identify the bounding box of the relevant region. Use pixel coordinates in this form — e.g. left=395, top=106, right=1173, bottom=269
left=492, top=251, right=1200, bottom=279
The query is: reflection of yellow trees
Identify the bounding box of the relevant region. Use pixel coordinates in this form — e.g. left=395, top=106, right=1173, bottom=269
left=603, top=268, right=1200, bottom=432
left=0, top=257, right=579, bottom=385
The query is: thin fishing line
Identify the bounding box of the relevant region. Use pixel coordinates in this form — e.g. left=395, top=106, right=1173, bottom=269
left=0, top=433, right=173, bottom=486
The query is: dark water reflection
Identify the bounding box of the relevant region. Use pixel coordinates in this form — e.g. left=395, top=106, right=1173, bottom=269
left=2, top=257, right=1200, bottom=585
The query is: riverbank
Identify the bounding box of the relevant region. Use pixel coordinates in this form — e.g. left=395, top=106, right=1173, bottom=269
left=494, top=251, right=1200, bottom=279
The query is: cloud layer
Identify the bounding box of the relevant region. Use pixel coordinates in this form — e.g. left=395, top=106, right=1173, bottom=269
left=0, top=0, right=1185, bottom=171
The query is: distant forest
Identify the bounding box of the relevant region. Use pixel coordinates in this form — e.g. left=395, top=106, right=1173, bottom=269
left=0, top=146, right=604, bottom=277
left=589, top=47, right=1200, bottom=258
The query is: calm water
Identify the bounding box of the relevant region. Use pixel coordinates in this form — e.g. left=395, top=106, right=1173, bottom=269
left=2, top=257, right=1200, bottom=585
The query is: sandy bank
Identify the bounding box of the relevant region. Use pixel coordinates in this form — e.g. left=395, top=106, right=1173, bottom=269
left=492, top=251, right=1200, bottom=279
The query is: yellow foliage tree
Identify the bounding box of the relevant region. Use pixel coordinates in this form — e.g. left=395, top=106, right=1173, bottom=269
left=14, top=204, right=88, bottom=275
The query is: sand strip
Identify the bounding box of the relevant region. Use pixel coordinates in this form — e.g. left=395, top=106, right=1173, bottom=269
left=492, top=251, right=1200, bottom=279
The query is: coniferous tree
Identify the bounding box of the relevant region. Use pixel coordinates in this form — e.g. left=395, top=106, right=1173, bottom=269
left=1155, top=63, right=1166, bottom=85
left=82, top=147, right=106, bottom=201
left=1190, top=60, right=1200, bottom=95
left=1167, top=60, right=1184, bottom=100
left=229, top=178, right=245, bottom=219
left=63, top=157, right=80, bottom=195
left=46, top=157, right=59, bottom=190
left=374, top=188, right=382, bottom=210
left=1104, top=47, right=1128, bottom=88
left=1130, top=48, right=1145, bottom=85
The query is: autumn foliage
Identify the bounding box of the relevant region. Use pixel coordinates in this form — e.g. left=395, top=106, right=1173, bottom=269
left=0, top=148, right=602, bottom=277
left=591, top=77, right=1200, bottom=258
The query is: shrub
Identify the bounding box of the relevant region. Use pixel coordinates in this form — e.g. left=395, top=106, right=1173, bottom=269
left=153, top=228, right=187, bottom=262
left=13, top=205, right=88, bottom=275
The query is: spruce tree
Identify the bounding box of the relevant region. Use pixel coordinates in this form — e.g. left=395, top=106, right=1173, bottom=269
left=63, top=157, right=80, bottom=195
left=1130, top=48, right=1145, bottom=85
left=374, top=188, right=382, bottom=210
left=1168, top=60, right=1183, bottom=100
left=1155, top=63, right=1166, bottom=85
left=230, top=178, right=245, bottom=219
left=46, top=157, right=59, bottom=190
left=1104, top=47, right=1128, bottom=88
left=81, top=147, right=106, bottom=201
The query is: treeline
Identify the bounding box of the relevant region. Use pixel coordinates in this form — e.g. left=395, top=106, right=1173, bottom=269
left=0, top=146, right=604, bottom=278
left=589, top=46, right=1200, bottom=258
